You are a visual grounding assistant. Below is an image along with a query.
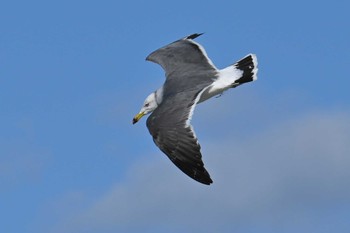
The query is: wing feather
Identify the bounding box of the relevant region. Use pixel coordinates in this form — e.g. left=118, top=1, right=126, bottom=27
left=146, top=34, right=217, bottom=78
left=146, top=91, right=213, bottom=185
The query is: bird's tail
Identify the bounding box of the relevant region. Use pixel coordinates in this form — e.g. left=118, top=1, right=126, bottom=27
left=232, top=54, right=258, bottom=87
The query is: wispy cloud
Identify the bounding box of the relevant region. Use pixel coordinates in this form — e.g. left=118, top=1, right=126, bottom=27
left=46, top=111, right=350, bottom=233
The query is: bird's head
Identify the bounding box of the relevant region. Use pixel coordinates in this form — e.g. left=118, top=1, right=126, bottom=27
left=132, top=92, right=158, bottom=124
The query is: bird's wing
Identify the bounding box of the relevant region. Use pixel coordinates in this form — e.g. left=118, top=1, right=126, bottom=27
left=146, top=33, right=218, bottom=79
left=146, top=89, right=213, bottom=185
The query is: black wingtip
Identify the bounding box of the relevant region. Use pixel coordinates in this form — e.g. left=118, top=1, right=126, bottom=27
left=198, top=177, right=213, bottom=185
left=170, top=158, right=213, bottom=185
left=185, top=167, right=213, bottom=185
left=194, top=171, right=213, bottom=185
left=185, top=33, right=204, bottom=40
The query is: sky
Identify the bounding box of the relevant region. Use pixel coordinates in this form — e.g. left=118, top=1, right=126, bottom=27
left=1, top=0, right=350, bottom=232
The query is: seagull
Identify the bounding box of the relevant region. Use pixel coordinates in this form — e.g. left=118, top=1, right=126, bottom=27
left=133, top=33, right=258, bottom=185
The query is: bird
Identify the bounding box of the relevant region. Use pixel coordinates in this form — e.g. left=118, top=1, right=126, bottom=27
left=132, top=33, right=258, bottom=185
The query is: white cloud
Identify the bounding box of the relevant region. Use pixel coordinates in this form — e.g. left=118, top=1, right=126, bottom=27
left=47, top=111, right=350, bottom=233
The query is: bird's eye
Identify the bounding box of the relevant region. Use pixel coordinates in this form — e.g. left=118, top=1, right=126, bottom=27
left=145, top=103, right=150, bottom=107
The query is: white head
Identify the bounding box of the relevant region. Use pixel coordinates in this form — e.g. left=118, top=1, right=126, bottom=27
left=132, top=92, right=159, bottom=124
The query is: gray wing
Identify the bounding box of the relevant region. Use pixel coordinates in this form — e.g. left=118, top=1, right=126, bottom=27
left=147, top=33, right=219, bottom=100
left=146, top=90, right=213, bottom=185
left=146, top=33, right=218, bottom=78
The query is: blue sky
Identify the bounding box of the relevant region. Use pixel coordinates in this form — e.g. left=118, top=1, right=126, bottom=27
left=1, top=0, right=350, bottom=232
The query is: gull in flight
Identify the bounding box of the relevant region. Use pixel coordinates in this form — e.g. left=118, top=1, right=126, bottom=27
left=133, top=33, right=258, bottom=185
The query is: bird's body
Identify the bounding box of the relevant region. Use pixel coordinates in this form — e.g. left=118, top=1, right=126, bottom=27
left=133, top=33, right=258, bottom=185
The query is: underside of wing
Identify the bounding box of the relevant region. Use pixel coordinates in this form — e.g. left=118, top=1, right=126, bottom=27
left=146, top=90, right=213, bottom=185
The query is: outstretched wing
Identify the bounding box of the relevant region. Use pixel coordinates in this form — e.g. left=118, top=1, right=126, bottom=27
left=146, top=33, right=218, bottom=78
left=146, top=89, right=213, bottom=185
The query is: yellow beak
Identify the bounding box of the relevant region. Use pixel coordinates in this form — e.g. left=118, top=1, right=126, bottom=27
left=132, top=112, right=145, bottom=124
